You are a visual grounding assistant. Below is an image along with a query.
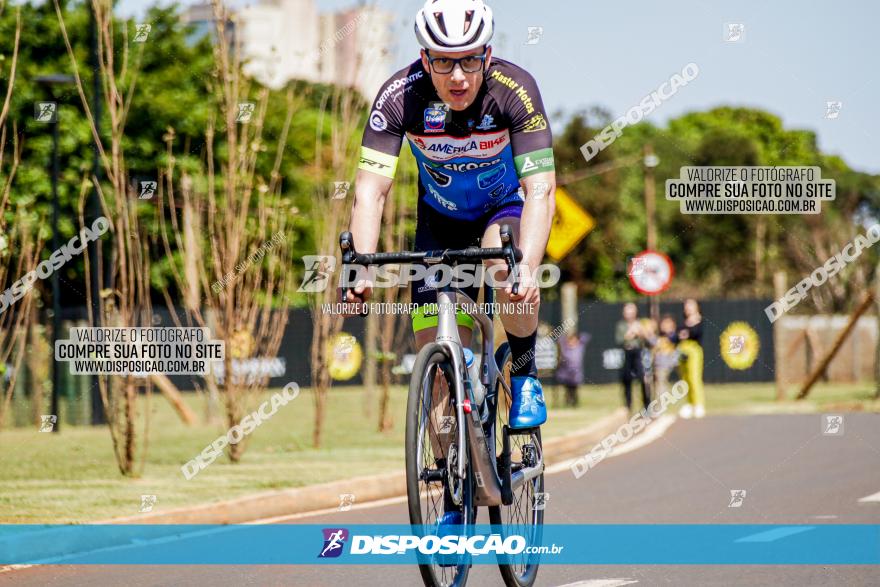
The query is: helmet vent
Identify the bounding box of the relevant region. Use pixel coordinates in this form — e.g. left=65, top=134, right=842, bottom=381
left=463, top=10, right=474, bottom=34
left=433, top=12, right=448, bottom=36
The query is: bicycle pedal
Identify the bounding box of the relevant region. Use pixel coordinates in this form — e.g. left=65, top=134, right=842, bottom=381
left=504, top=425, right=539, bottom=436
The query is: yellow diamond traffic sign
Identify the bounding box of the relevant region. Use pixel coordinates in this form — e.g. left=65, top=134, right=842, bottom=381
left=546, top=186, right=595, bottom=261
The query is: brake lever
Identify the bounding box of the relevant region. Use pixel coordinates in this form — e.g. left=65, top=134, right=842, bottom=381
left=499, top=224, right=521, bottom=296
left=339, top=231, right=355, bottom=303
left=338, top=231, right=369, bottom=316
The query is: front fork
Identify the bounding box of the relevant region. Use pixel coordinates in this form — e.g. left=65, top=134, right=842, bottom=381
left=435, top=340, right=543, bottom=508
left=498, top=425, right=540, bottom=506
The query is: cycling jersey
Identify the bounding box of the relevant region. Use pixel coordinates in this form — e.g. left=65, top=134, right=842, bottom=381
left=359, top=57, right=555, bottom=221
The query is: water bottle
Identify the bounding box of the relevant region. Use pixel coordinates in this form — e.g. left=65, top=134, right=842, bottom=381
left=463, top=348, right=486, bottom=406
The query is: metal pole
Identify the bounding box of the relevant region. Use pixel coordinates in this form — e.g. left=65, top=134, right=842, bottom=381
left=89, top=8, right=106, bottom=425
left=773, top=271, right=787, bottom=401
left=51, top=118, right=61, bottom=433
left=644, top=145, right=659, bottom=325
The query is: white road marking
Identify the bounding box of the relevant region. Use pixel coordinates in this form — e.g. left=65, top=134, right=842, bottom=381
left=858, top=490, right=880, bottom=503
left=0, top=565, right=33, bottom=574
left=545, top=414, right=676, bottom=475
left=227, top=414, right=681, bottom=526
left=556, top=579, right=638, bottom=587
left=256, top=416, right=679, bottom=522
left=246, top=494, right=410, bottom=524
left=811, top=515, right=838, bottom=519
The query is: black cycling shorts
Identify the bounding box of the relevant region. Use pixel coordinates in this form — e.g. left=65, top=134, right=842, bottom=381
left=410, top=197, right=523, bottom=308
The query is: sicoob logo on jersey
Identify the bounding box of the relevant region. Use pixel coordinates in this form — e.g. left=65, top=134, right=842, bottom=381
left=424, top=107, right=446, bottom=133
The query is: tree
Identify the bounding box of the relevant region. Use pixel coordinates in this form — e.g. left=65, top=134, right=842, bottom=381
left=552, top=105, right=880, bottom=306
left=0, top=4, right=42, bottom=429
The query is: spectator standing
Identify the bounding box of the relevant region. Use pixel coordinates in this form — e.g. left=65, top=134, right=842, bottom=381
left=615, top=303, right=651, bottom=413
left=677, top=298, right=705, bottom=418
left=555, top=332, right=590, bottom=407
left=653, top=315, right=679, bottom=398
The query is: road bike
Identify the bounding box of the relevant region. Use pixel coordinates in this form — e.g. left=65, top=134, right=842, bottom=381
left=340, top=226, right=545, bottom=587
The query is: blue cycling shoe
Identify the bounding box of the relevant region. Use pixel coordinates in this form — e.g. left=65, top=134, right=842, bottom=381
left=437, top=510, right=463, bottom=531
left=509, top=376, right=547, bottom=429
left=436, top=510, right=464, bottom=566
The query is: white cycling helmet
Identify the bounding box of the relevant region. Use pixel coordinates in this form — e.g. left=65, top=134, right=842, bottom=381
left=415, top=0, right=494, bottom=53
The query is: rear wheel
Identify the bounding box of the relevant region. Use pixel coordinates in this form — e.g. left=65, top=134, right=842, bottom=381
left=406, top=343, right=475, bottom=587
left=489, top=343, right=544, bottom=587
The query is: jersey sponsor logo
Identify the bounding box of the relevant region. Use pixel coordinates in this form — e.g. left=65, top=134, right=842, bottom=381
left=477, top=164, right=506, bottom=189
left=359, top=156, right=390, bottom=170
left=478, top=135, right=507, bottom=150
left=424, top=107, right=446, bottom=132
left=518, top=152, right=554, bottom=175
left=489, top=69, right=535, bottom=114
left=489, top=183, right=510, bottom=199
left=369, top=110, right=387, bottom=132
left=431, top=157, right=501, bottom=172
left=375, top=71, right=423, bottom=110
left=407, top=131, right=510, bottom=161
left=421, top=162, right=452, bottom=187
left=522, top=113, right=547, bottom=133
left=475, top=114, right=495, bottom=130
left=428, top=140, right=478, bottom=156
left=426, top=184, right=457, bottom=211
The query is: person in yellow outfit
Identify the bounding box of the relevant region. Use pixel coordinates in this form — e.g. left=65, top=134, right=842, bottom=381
left=677, top=298, right=705, bottom=418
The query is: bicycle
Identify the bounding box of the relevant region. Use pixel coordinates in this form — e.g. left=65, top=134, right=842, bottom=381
left=340, top=225, right=545, bottom=587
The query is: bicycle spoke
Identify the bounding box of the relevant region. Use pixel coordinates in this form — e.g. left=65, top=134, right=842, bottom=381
left=409, top=353, right=469, bottom=587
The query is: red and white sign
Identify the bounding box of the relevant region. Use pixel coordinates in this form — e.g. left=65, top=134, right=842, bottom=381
left=628, top=250, right=673, bottom=295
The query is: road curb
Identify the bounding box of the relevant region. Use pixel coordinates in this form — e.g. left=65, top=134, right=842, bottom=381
left=103, top=408, right=629, bottom=525
left=0, top=410, right=630, bottom=565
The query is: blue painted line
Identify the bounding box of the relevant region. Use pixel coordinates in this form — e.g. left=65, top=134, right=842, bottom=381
left=735, top=526, right=816, bottom=543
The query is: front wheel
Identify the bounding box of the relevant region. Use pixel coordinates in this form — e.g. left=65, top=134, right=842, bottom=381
left=489, top=342, right=544, bottom=587
left=406, top=343, right=475, bottom=587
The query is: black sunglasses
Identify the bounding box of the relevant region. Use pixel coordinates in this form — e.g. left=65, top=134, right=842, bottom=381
left=425, top=50, right=488, bottom=74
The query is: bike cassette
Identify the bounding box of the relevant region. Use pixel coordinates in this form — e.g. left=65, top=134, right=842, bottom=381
left=521, top=444, right=538, bottom=468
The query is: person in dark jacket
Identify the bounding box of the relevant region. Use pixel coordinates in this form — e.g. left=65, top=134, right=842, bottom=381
left=556, top=332, right=590, bottom=407
left=615, top=303, right=651, bottom=413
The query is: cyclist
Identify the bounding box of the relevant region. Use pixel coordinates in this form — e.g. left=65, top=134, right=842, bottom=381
left=344, top=0, right=556, bottom=432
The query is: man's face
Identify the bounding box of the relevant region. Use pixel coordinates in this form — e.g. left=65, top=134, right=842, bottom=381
left=623, top=304, right=637, bottom=321
left=420, top=46, right=491, bottom=111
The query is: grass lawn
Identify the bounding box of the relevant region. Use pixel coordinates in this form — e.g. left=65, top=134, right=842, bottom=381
left=0, top=380, right=875, bottom=523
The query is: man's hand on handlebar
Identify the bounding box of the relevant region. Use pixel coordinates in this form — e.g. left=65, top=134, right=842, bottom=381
left=338, top=279, right=373, bottom=317
left=505, top=262, right=540, bottom=307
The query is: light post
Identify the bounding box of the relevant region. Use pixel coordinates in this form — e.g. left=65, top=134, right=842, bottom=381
left=35, top=74, right=75, bottom=433
left=643, top=145, right=660, bottom=324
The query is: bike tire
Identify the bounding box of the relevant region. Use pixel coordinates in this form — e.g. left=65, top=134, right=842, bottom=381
left=489, top=342, right=544, bottom=587
left=406, top=342, right=475, bottom=587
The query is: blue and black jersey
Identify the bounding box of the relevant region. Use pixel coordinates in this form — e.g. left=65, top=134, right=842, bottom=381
left=358, top=57, right=555, bottom=221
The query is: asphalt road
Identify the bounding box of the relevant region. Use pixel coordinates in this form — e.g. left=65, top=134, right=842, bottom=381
left=4, top=413, right=879, bottom=586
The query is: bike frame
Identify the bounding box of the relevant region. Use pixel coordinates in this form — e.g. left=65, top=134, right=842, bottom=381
left=429, top=284, right=543, bottom=507
left=338, top=226, right=543, bottom=509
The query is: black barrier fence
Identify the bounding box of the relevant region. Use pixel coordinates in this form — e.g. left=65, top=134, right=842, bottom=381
left=540, top=298, right=775, bottom=385
left=37, top=298, right=774, bottom=404
left=175, top=297, right=774, bottom=389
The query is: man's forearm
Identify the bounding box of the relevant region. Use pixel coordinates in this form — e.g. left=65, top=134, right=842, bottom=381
left=348, top=171, right=391, bottom=254
left=518, top=182, right=556, bottom=270
left=349, top=197, right=383, bottom=254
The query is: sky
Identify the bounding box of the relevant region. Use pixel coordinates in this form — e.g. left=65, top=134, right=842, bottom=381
left=117, top=0, right=879, bottom=174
